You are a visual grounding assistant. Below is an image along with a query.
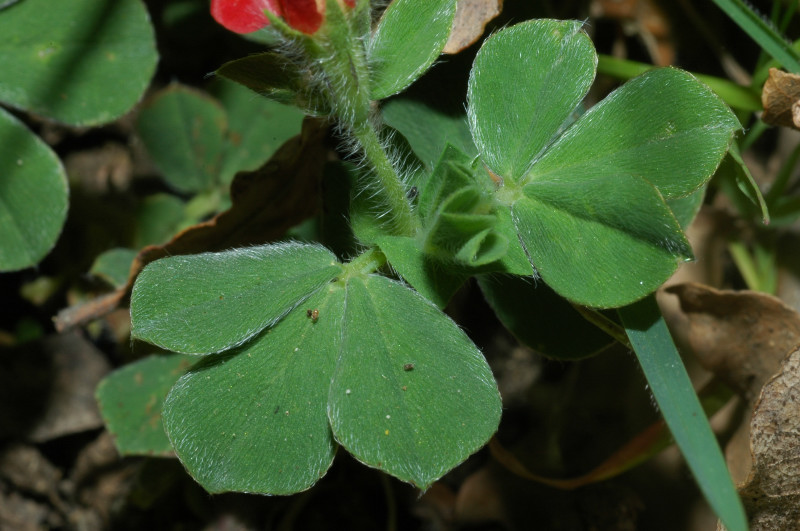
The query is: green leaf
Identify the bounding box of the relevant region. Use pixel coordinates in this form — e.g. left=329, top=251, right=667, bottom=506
left=211, top=79, right=305, bottom=185
left=164, top=286, right=343, bottom=494
left=136, top=84, right=227, bottom=194
left=416, top=147, right=506, bottom=267
left=667, top=185, right=706, bottom=230
left=161, top=269, right=500, bottom=493
left=528, top=68, right=739, bottom=199
left=90, top=248, right=138, bottom=288
left=96, top=354, right=195, bottom=456
left=468, top=22, right=739, bottom=308
left=619, top=296, right=748, bottom=531
left=216, top=52, right=300, bottom=102
left=328, top=275, right=501, bottom=489
left=726, top=142, right=770, bottom=224
left=478, top=275, right=613, bottom=360
left=369, top=0, right=457, bottom=100
left=0, top=108, right=68, bottom=272
left=382, top=98, right=477, bottom=170
left=0, top=0, right=157, bottom=126
left=417, top=145, right=481, bottom=223
left=374, top=234, right=471, bottom=308
left=512, top=174, right=691, bottom=308
left=467, top=19, right=597, bottom=182
left=423, top=187, right=506, bottom=267
left=493, top=206, right=534, bottom=276
left=216, top=52, right=329, bottom=111
left=130, top=243, right=342, bottom=354
left=134, top=193, right=186, bottom=248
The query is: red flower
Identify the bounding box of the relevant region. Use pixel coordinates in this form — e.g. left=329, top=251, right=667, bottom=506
left=211, top=0, right=356, bottom=35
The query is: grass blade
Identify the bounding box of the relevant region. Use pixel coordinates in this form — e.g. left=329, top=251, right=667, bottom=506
left=711, top=0, right=800, bottom=73
left=619, top=295, right=748, bottom=531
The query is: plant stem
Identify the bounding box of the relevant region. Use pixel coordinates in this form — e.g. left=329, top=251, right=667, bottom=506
left=317, top=1, right=418, bottom=236
left=345, top=246, right=387, bottom=276
left=728, top=240, right=762, bottom=291
left=350, top=121, right=418, bottom=236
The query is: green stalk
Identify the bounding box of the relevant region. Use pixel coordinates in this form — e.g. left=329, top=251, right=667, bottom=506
left=318, top=0, right=418, bottom=236
left=350, top=121, right=418, bottom=236
left=345, top=246, right=387, bottom=277
left=728, top=240, right=762, bottom=291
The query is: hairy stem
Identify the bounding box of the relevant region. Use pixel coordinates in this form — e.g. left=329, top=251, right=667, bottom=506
left=350, top=121, right=418, bottom=236
left=316, top=1, right=418, bottom=236
left=345, top=246, right=387, bottom=276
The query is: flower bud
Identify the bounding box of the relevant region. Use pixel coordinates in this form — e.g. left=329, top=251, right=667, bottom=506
left=211, top=0, right=355, bottom=36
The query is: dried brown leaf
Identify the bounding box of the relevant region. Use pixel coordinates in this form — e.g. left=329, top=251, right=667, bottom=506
left=739, top=347, right=800, bottom=530
left=666, top=283, right=800, bottom=498
left=761, top=68, right=800, bottom=130
left=665, top=282, right=800, bottom=402
left=443, top=0, right=502, bottom=54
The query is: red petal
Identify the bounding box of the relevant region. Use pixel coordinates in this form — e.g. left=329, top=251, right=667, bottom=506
left=278, top=0, right=324, bottom=34
left=210, top=0, right=281, bottom=34
left=344, top=0, right=355, bottom=6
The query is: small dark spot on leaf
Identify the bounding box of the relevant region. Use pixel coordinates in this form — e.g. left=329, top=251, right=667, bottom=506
left=403, top=363, right=414, bottom=371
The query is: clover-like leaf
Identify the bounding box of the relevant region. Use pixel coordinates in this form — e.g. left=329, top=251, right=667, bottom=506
left=0, top=0, right=157, bottom=126
left=157, top=269, right=500, bottom=494
left=369, top=0, right=457, bottom=100
left=96, top=353, right=195, bottom=456
left=467, top=19, right=596, bottom=182
left=0, top=108, right=68, bottom=272
left=467, top=20, right=738, bottom=307
left=163, top=285, right=344, bottom=494
left=329, top=274, right=501, bottom=489
left=131, top=243, right=342, bottom=354
left=513, top=174, right=691, bottom=307
left=528, top=68, right=739, bottom=199
left=136, top=85, right=227, bottom=194
left=216, top=52, right=331, bottom=112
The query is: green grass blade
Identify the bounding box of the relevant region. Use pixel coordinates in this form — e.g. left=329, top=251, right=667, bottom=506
left=619, top=295, right=748, bottom=531
left=711, top=0, right=800, bottom=73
